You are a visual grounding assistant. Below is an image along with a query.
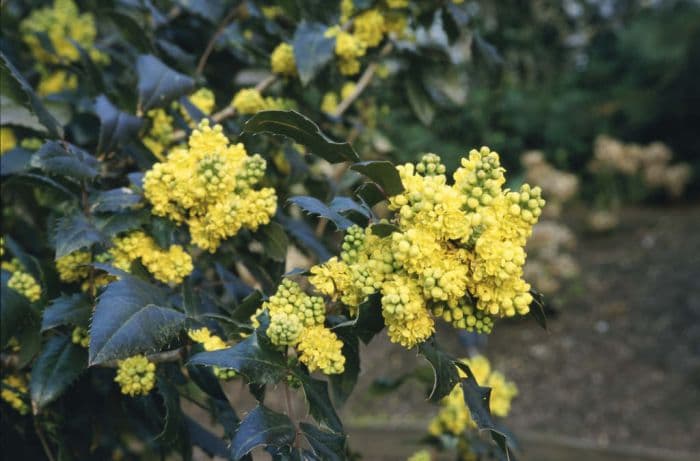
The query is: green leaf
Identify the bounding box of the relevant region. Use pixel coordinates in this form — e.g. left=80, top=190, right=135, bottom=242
left=137, top=54, right=195, bottom=111
left=529, top=289, right=547, bottom=331
left=0, top=51, right=63, bottom=138
left=354, top=182, right=385, bottom=207
left=300, top=423, right=347, bottom=461
left=288, top=196, right=354, bottom=231
left=156, top=377, right=187, bottom=446
left=242, top=110, right=359, bottom=163
left=292, top=21, right=335, bottom=86
left=102, top=10, right=153, bottom=53
left=90, top=188, right=141, bottom=213
left=255, top=222, right=289, bottom=262
left=95, top=95, right=143, bottom=154
left=454, top=361, right=512, bottom=460
left=0, top=148, right=32, bottom=176
left=41, top=293, right=92, bottom=331
left=329, top=196, right=371, bottom=220
left=418, top=336, right=460, bottom=402
left=230, top=290, right=264, bottom=323
left=188, top=333, right=288, bottom=385
left=7, top=173, right=79, bottom=201
left=94, top=210, right=148, bottom=237
left=32, top=141, right=99, bottom=181
left=30, top=335, right=87, bottom=409
left=278, top=214, right=331, bottom=261
left=1, top=271, right=31, bottom=347
left=230, top=405, right=296, bottom=460
left=177, top=0, right=226, bottom=23
left=370, top=222, right=399, bottom=238
left=328, top=324, right=359, bottom=407
left=405, top=79, right=435, bottom=126
left=353, top=293, right=384, bottom=344
left=52, top=212, right=103, bottom=259
left=350, top=161, right=404, bottom=197
left=0, top=95, right=47, bottom=133
left=3, top=235, right=43, bottom=281
left=293, top=370, right=343, bottom=433
left=88, top=274, right=183, bottom=365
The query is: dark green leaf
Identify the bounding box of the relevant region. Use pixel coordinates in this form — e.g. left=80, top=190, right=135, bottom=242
left=328, top=325, right=359, bottom=407
left=0, top=51, right=63, bottom=138
left=405, top=79, right=435, bottom=126
left=177, top=0, right=226, bottom=23
left=1, top=272, right=30, bottom=348
left=0, top=148, right=32, bottom=176
left=230, top=405, right=296, bottom=460
left=137, top=54, right=195, bottom=111
left=95, top=95, right=143, bottom=154
left=230, top=290, right=264, bottom=323
left=418, top=336, right=460, bottom=402
left=353, top=293, right=384, bottom=344
left=288, top=196, right=354, bottom=231
left=52, top=212, right=103, bottom=259
left=90, top=188, right=141, bottom=213
left=41, top=293, right=92, bottom=331
left=243, top=110, right=359, bottom=163
left=293, top=371, right=343, bottom=433
left=8, top=173, right=79, bottom=201
left=293, top=21, right=335, bottom=85
left=156, top=377, right=187, bottom=446
left=350, top=161, right=404, bottom=197
left=188, top=333, right=288, bottom=384
left=0, top=95, right=46, bottom=133
left=30, top=335, right=87, bottom=409
left=300, top=423, right=347, bottom=461
left=278, top=214, right=331, bottom=261
left=16, top=314, right=41, bottom=368
left=3, top=235, right=43, bottom=281
left=529, top=289, right=547, bottom=331
left=354, top=182, right=385, bottom=207
left=370, top=222, right=399, bottom=238
left=94, top=210, right=148, bottom=237
left=329, top=196, right=371, bottom=220
left=256, top=222, right=289, bottom=262
left=32, top=141, right=99, bottom=181
left=103, top=10, right=153, bottom=53
left=89, top=275, right=182, bottom=365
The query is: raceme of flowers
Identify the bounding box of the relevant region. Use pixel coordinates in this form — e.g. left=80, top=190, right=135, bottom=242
left=143, top=120, right=277, bottom=253
left=230, top=88, right=296, bottom=115
left=114, top=355, right=157, bottom=397
left=428, top=355, right=517, bottom=437
left=309, top=149, right=545, bottom=349
left=188, top=328, right=237, bottom=380
left=2, top=257, right=42, bottom=303
left=254, top=279, right=345, bottom=375
left=1, top=375, right=29, bottom=415
left=71, top=326, right=90, bottom=348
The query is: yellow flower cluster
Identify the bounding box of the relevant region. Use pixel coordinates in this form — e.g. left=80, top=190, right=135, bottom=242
left=255, top=279, right=344, bottom=375
left=20, top=0, right=106, bottom=65
left=1, top=375, right=29, bottom=415
left=7, top=268, right=42, bottom=302
left=188, top=327, right=237, bottom=379
left=321, top=82, right=357, bottom=114
left=231, top=88, right=296, bottom=115
left=143, top=120, right=277, bottom=252
left=309, top=150, right=544, bottom=348
left=37, top=70, right=78, bottom=96
left=56, top=250, right=92, bottom=283
left=270, top=43, right=297, bottom=76
left=1, top=128, right=16, bottom=155
left=406, top=450, right=431, bottom=461
left=114, top=355, right=156, bottom=397
left=428, top=356, right=517, bottom=437
left=110, top=231, right=193, bottom=285
left=71, top=326, right=90, bottom=348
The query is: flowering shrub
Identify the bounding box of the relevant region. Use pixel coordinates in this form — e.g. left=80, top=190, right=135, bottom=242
left=1, top=1, right=548, bottom=459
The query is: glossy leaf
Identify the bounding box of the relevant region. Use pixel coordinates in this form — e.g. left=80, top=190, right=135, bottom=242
left=288, top=196, right=354, bottom=231
left=137, top=54, right=195, bottom=111
left=255, top=222, right=289, bottom=262
left=90, top=188, right=141, bottom=213
left=370, top=222, right=399, bottom=238
left=30, top=335, right=87, bottom=409
left=328, top=325, right=360, bottom=407
left=350, top=161, right=404, bottom=196
left=230, top=405, right=296, bottom=460
left=329, top=196, right=372, bottom=220
left=32, top=141, right=99, bottom=181
left=278, top=214, right=331, bottom=261
left=242, top=110, right=359, bottom=163
left=293, top=21, right=335, bottom=85
left=95, top=95, right=143, bottom=154
left=418, top=336, right=460, bottom=402
left=294, top=371, right=343, bottom=433
left=52, top=212, right=103, bottom=259
left=300, top=423, right=347, bottom=461
left=42, top=293, right=92, bottom=331
left=0, top=271, right=31, bottom=347
left=529, top=289, right=547, bottom=331
left=0, top=148, right=32, bottom=176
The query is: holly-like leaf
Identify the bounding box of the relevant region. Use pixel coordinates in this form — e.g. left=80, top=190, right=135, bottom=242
left=278, top=214, right=331, bottom=262
left=0, top=271, right=31, bottom=347
left=103, top=10, right=153, bottom=53
left=350, top=161, right=404, bottom=196
left=529, top=289, right=547, bottom=331
left=88, top=274, right=183, bottom=365
left=329, top=196, right=372, bottom=220
left=41, top=293, right=92, bottom=331
left=188, top=333, right=288, bottom=385
left=90, top=188, right=141, bottom=213
left=95, top=95, right=143, bottom=154
left=186, top=417, right=229, bottom=459
left=255, top=222, right=289, bottom=262
left=293, top=21, right=335, bottom=85
left=418, top=336, right=460, bottom=402
left=328, top=324, right=360, bottom=407
left=137, top=54, right=194, bottom=111
left=230, top=405, right=296, bottom=460
left=293, top=371, right=343, bottom=433
left=370, top=222, right=399, bottom=238
left=3, top=235, right=43, bottom=281
left=354, top=182, right=385, bottom=207
left=242, top=110, right=359, bottom=163
left=353, top=293, right=385, bottom=344
left=230, top=290, right=264, bottom=323
left=52, top=212, right=103, bottom=259
left=288, top=196, right=354, bottom=231
left=300, top=423, right=347, bottom=461
left=177, top=0, right=226, bottom=23
left=30, top=335, right=87, bottom=409
left=0, top=51, right=63, bottom=138
left=32, top=141, right=99, bottom=181
left=0, top=148, right=32, bottom=176
left=94, top=210, right=148, bottom=238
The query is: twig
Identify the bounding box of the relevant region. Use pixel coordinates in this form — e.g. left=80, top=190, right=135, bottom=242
left=34, top=418, right=56, bottom=461
left=170, top=75, right=278, bottom=142
left=196, top=6, right=241, bottom=76
left=331, top=42, right=394, bottom=118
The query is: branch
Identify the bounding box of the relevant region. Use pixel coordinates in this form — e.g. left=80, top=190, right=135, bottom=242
left=331, top=42, right=394, bottom=118
left=196, top=6, right=241, bottom=75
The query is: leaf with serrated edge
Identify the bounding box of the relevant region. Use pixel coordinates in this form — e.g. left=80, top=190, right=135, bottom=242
left=418, top=336, right=460, bottom=402
left=288, top=196, right=354, bottom=231
left=30, top=335, right=87, bottom=408
left=350, top=161, right=404, bottom=196
left=42, top=293, right=92, bottom=331
left=230, top=405, right=296, bottom=460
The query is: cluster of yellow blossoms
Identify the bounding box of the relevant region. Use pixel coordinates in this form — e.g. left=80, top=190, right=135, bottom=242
left=254, top=279, right=345, bottom=375
left=1, top=375, right=29, bottom=415
left=330, top=1, right=407, bottom=75
left=71, top=326, right=90, bottom=348
left=1, top=128, right=16, bottom=154
left=321, top=82, right=357, bottom=115
left=56, top=250, right=114, bottom=292
left=428, top=356, right=517, bottom=437
left=188, top=328, right=237, bottom=379
left=143, top=120, right=277, bottom=253
left=270, top=43, right=297, bottom=76
left=3, top=259, right=41, bottom=303
left=109, top=231, right=193, bottom=285
left=230, top=88, right=296, bottom=115
left=114, top=355, right=156, bottom=397
left=309, top=149, right=544, bottom=348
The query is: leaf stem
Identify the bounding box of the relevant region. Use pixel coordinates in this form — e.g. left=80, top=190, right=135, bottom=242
left=34, top=418, right=56, bottom=461
left=196, top=6, right=241, bottom=76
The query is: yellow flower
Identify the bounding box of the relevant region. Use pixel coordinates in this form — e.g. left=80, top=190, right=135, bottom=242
left=115, top=355, right=156, bottom=397
left=270, top=43, right=297, bottom=76
left=407, top=450, right=431, bottom=461
left=321, top=92, right=339, bottom=114
left=8, top=270, right=42, bottom=302
left=296, top=325, right=345, bottom=374
left=71, top=326, right=89, bottom=348
left=1, top=128, right=16, bottom=155
left=1, top=375, right=29, bottom=415
left=231, top=88, right=267, bottom=115
left=353, top=9, right=385, bottom=48
left=188, top=328, right=236, bottom=379
left=37, top=70, right=78, bottom=96
left=56, top=250, right=91, bottom=283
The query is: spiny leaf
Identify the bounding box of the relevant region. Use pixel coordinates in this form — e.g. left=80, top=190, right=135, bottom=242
left=242, top=110, right=359, bottom=163
left=32, top=141, right=99, bottom=181
left=95, top=95, right=143, bottom=154
left=328, top=324, right=360, bottom=406
left=293, top=21, right=335, bottom=86
left=230, top=405, right=296, bottom=460
left=529, top=289, right=547, bottom=331
left=137, top=54, right=195, bottom=111
left=300, top=423, right=347, bottom=461
left=329, top=196, right=372, bottom=220
left=354, top=182, right=385, bottom=207
left=350, top=161, right=404, bottom=196
left=418, top=336, right=460, bottom=402
left=370, top=222, right=399, bottom=238
left=52, top=212, right=103, bottom=259
left=30, top=335, right=87, bottom=409
left=293, top=371, right=343, bottom=433
left=90, top=188, right=141, bottom=213
left=42, top=293, right=92, bottom=331
left=288, top=196, right=354, bottom=231
left=0, top=148, right=32, bottom=176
